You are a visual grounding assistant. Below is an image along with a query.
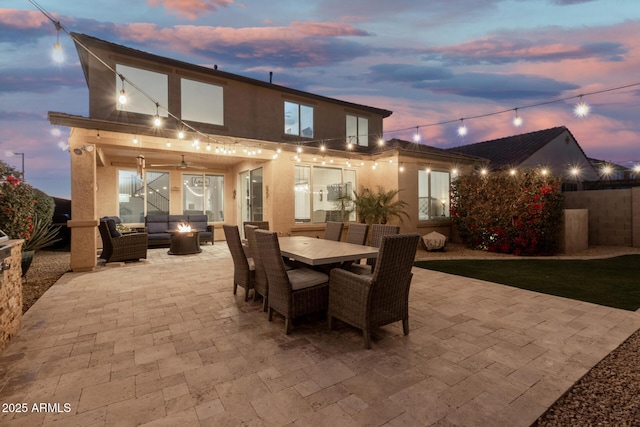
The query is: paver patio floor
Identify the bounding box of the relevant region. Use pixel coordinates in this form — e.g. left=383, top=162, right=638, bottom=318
left=1, top=243, right=639, bottom=426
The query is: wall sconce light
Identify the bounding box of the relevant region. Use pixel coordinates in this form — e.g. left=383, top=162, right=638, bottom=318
left=73, top=145, right=94, bottom=155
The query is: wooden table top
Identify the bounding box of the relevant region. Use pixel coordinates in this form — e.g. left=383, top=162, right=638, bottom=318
left=278, top=236, right=378, bottom=266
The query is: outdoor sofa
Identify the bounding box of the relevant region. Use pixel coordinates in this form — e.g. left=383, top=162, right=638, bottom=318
left=145, top=214, right=214, bottom=247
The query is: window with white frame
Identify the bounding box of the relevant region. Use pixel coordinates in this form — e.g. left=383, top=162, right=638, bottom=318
left=182, top=173, right=225, bottom=222
left=117, top=170, right=170, bottom=223
left=181, top=78, right=224, bottom=126
left=346, top=114, right=369, bottom=146
left=295, top=165, right=356, bottom=223
left=418, top=170, right=450, bottom=220
left=115, top=64, right=168, bottom=117
left=284, top=101, right=314, bottom=138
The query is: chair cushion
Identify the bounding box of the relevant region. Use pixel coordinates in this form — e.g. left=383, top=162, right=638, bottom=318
left=347, top=263, right=372, bottom=275
left=248, top=257, right=255, bottom=271
left=187, top=215, right=208, bottom=231
left=287, top=268, right=328, bottom=291
left=105, top=219, right=121, bottom=238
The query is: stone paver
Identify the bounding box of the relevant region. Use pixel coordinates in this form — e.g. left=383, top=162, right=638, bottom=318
left=0, top=243, right=639, bottom=426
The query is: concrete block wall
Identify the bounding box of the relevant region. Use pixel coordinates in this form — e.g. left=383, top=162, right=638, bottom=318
left=564, top=188, right=637, bottom=247
left=0, top=240, right=23, bottom=352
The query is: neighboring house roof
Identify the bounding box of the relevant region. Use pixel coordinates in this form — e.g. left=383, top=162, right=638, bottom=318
left=71, top=33, right=393, bottom=119
left=446, top=126, right=577, bottom=169
left=379, top=138, right=485, bottom=162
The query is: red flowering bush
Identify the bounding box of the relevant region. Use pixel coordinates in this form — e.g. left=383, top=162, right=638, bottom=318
left=450, top=169, right=564, bottom=256
left=0, top=161, right=36, bottom=241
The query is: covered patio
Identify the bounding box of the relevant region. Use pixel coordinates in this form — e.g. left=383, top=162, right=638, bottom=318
left=1, top=245, right=639, bottom=426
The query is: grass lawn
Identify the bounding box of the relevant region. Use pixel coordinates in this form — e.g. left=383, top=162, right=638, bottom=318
left=414, top=255, right=640, bottom=311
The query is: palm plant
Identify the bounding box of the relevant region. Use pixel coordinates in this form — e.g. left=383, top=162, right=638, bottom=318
left=352, top=186, right=410, bottom=225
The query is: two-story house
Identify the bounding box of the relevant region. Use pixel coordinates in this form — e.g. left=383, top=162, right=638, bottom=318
left=49, top=33, right=480, bottom=271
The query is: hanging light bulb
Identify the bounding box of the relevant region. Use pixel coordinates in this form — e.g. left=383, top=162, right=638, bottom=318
left=457, top=119, right=467, bottom=137
left=117, top=74, right=127, bottom=105
left=206, top=143, right=211, bottom=151
left=413, top=127, right=421, bottom=142
left=178, top=131, right=185, bottom=139
left=51, top=22, right=64, bottom=63
left=574, top=96, right=590, bottom=118
left=297, top=146, right=303, bottom=153
left=153, top=103, right=162, bottom=127
left=512, top=109, right=523, bottom=127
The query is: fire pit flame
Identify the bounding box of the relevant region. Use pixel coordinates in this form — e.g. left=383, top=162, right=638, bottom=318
left=177, top=222, right=192, bottom=232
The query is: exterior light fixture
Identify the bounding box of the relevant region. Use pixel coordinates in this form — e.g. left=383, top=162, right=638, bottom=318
left=297, top=146, right=303, bottom=154
left=413, top=127, right=421, bottom=142
left=541, top=168, right=549, bottom=176
left=451, top=168, right=458, bottom=176
left=117, top=74, right=127, bottom=105
left=574, top=95, right=590, bottom=118
left=153, top=103, right=162, bottom=127
left=480, top=168, right=488, bottom=176
left=378, top=138, right=385, bottom=146
left=51, top=21, right=64, bottom=63
left=513, top=109, right=523, bottom=127
left=457, top=119, right=467, bottom=137
left=510, top=169, right=517, bottom=176
left=72, top=145, right=94, bottom=156
left=178, top=131, right=185, bottom=139
left=570, top=167, right=580, bottom=176
left=5, top=151, right=25, bottom=179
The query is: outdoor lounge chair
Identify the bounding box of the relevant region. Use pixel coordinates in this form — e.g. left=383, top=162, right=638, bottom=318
left=223, top=224, right=255, bottom=301
left=255, top=229, right=329, bottom=334
left=328, top=233, right=420, bottom=349
left=98, top=218, right=148, bottom=263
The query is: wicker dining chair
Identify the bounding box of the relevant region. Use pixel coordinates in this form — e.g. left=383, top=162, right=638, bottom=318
left=223, top=224, right=255, bottom=301
left=328, top=233, right=420, bottom=349
left=255, top=230, right=329, bottom=334
left=324, top=221, right=344, bottom=241
left=349, top=223, right=400, bottom=274
left=245, top=224, right=269, bottom=311
left=345, top=223, right=369, bottom=246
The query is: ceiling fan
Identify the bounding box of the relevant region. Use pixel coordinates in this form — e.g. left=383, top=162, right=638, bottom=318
left=150, top=154, right=206, bottom=170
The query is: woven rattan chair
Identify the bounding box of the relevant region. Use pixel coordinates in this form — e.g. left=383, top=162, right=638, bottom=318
left=98, top=218, right=147, bottom=263
left=324, top=221, right=344, bottom=241
left=245, top=224, right=269, bottom=311
left=328, top=233, right=420, bottom=349
left=255, top=230, right=329, bottom=334
left=349, top=224, right=400, bottom=274
left=345, top=223, right=369, bottom=246
left=223, top=224, right=255, bottom=301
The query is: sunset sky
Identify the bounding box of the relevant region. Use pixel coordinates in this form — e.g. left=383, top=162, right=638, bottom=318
left=1, top=0, right=639, bottom=198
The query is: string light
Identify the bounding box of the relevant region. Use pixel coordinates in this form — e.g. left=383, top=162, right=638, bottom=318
left=457, top=119, right=467, bottom=137
left=153, top=103, right=162, bottom=127
left=117, top=74, right=127, bottom=105
left=513, top=109, right=523, bottom=127
left=29, top=0, right=640, bottom=177
left=412, top=127, right=421, bottom=142
left=574, top=95, right=590, bottom=118
left=51, top=21, right=64, bottom=63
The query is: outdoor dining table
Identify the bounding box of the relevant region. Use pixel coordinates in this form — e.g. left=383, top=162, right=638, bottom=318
left=277, top=235, right=378, bottom=266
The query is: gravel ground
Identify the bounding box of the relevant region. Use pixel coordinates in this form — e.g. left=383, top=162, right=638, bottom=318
left=21, top=246, right=640, bottom=425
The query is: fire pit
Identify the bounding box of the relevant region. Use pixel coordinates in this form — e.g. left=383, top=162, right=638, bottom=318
left=168, top=223, right=201, bottom=255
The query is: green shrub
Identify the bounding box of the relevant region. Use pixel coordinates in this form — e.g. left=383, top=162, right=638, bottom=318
left=32, top=188, right=56, bottom=226
left=450, top=169, right=564, bottom=256
left=0, top=161, right=36, bottom=241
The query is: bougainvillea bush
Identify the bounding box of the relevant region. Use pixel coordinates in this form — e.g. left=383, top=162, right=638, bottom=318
left=450, top=169, right=564, bottom=256
left=0, top=161, right=36, bottom=241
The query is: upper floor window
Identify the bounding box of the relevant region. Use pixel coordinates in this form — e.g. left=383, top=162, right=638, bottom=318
left=418, top=170, right=450, bottom=220
left=116, top=64, right=168, bottom=117
left=346, top=115, right=369, bottom=146
left=285, top=101, right=313, bottom=138
left=181, top=78, right=224, bottom=126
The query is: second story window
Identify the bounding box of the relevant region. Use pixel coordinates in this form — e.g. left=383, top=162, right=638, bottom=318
left=346, top=115, right=369, bottom=146
left=285, top=101, right=314, bottom=138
